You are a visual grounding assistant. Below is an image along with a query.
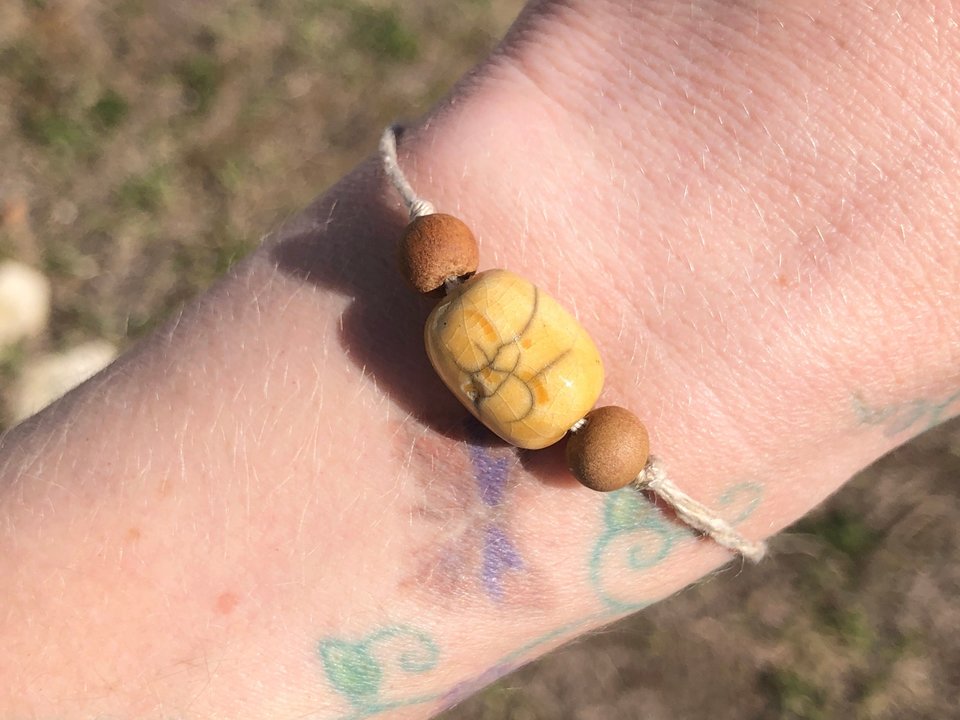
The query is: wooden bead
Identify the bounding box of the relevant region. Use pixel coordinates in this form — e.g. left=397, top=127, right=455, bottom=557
left=425, top=269, right=605, bottom=449
left=399, top=213, right=479, bottom=293
left=566, top=406, right=649, bottom=492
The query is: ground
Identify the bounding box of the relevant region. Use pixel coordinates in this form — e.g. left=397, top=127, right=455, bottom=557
left=1, top=2, right=957, bottom=718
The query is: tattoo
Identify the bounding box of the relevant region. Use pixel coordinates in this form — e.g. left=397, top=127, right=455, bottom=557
left=468, top=440, right=511, bottom=506
left=439, top=662, right=521, bottom=712
left=590, top=482, right=764, bottom=612
left=481, top=524, right=524, bottom=601
left=440, top=480, right=766, bottom=712
left=853, top=390, right=960, bottom=438
left=589, top=488, right=687, bottom=612
left=325, top=425, right=764, bottom=719
left=437, top=615, right=593, bottom=713
left=318, top=472, right=763, bottom=720
left=318, top=626, right=441, bottom=719
left=467, top=439, right=525, bottom=601
left=718, top=482, right=764, bottom=525
left=399, top=419, right=534, bottom=605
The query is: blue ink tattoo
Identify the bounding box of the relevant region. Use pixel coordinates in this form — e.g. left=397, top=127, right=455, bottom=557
left=589, top=482, right=764, bottom=611
left=589, top=488, right=687, bottom=612
left=853, top=390, right=960, bottom=438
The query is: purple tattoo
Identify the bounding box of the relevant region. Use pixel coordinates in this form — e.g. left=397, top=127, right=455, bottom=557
left=467, top=443, right=511, bottom=507
left=439, top=661, right=520, bottom=712
left=399, top=418, right=533, bottom=605
left=464, top=421, right=525, bottom=601
left=481, top=524, right=524, bottom=601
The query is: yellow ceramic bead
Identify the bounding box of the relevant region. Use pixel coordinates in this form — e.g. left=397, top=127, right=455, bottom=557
left=424, top=269, right=604, bottom=449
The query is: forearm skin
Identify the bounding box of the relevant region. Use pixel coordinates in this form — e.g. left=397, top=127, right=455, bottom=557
left=1, top=1, right=958, bottom=718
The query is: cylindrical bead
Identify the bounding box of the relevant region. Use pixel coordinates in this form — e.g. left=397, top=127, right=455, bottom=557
left=566, top=406, right=649, bottom=492
left=424, top=269, right=604, bottom=449
left=399, top=213, right=479, bottom=294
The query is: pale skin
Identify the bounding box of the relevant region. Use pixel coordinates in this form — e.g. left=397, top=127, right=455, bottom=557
left=1, top=0, right=959, bottom=717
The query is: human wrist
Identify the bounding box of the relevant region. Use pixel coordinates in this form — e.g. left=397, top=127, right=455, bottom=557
left=2, top=0, right=958, bottom=717
left=389, top=0, right=960, bottom=492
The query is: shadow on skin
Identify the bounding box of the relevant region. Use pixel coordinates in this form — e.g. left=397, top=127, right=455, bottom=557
left=268, top=160, right=481, bottom=442
left=267, top=158, right=580, bottom=488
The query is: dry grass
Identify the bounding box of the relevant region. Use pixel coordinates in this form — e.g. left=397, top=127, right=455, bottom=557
left=1, top=2, right=957, bottom=718
left=0, top=0, right=517, bottom=351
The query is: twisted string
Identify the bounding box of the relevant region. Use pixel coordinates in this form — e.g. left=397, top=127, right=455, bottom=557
left=379, top=124, right=435, bottom=220
left=379, top=122, right=766, bottom=563
left=635, top=457, right=766, bottom=562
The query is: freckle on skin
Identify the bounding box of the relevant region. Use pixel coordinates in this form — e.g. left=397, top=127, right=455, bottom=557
left=125, top=527, right=141, bottom=542
left=215, top=591, right=239, bottom=615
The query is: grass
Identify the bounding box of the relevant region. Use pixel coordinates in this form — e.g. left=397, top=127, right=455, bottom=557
left=117, top=168, right=171, bottom=213
left=0, top=341, right=28, bottom=385
left=348, top=5, right=419, bottom=62
left=176, top=53, right=223, bottom=116
left=5, top=46, right=127, bottom=158
left=796, top=509, right=882, bottom=560
left=762, top=669, right=828, bottom=720
left=0, top=0, right=517, bottom=388
left=19, top=108, right=93, bottom=155
left=89, top=88, right=129, bottom=130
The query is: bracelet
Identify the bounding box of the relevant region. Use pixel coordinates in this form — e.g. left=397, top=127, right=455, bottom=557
left=380, top=124, right=766, bottom=563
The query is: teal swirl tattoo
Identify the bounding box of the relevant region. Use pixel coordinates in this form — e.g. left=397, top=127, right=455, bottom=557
left=718, top=482, right=764, bottom=525
left=589, top=482, right=764, bottom=611
left=317, top=482, right=764, bottom=718
left=318, top=625, right=441, bottom=719
left=853, top=390, right=960, bottom=438
left=443, top=482, right=765, bottom=709
left=589, top=489, right=687, bottom=612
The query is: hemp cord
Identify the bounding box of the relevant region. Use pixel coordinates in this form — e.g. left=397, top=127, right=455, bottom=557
left=636, top=457, right=766, bottom=562
left=380, top=123, right=766, bottom=564
left=379, top=124, right=435, bottom=220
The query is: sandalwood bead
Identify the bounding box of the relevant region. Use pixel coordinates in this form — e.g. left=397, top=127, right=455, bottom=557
left=399, top=213, right=479, bottom=293
left=567, top=406, right=649, bottom=492
left=425, top=269, right=604, bottom=449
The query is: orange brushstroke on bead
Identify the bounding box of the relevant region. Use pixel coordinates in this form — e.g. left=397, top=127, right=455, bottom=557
left=531, top=379, right=550, bottom=405
left=464, top=308, right=498, bottom=343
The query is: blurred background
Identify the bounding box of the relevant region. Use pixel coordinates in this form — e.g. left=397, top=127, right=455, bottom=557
left=0, top=1, right=957, bottom=718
